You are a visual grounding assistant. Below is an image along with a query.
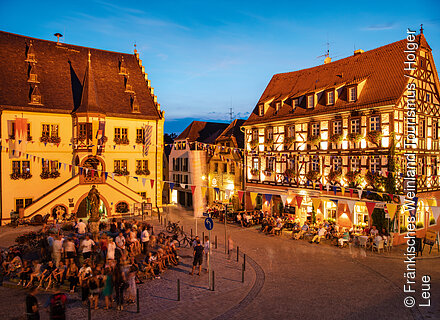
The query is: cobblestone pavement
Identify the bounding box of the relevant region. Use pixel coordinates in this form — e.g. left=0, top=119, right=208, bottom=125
left=1, top=210, right=439, bottom=320
left=164, top=207, right=440, bottom=320
left=0, top=221, right=256, bottom=320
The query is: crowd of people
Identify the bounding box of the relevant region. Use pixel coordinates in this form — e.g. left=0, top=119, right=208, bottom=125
left=1, top=217, right=181, bottom=317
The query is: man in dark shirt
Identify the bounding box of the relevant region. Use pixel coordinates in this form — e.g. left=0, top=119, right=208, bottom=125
left=45, top=289, right=67, bottom=320
left=25, top=286, right=39, bottom=320
left=189, top=239, right=204, bottom=276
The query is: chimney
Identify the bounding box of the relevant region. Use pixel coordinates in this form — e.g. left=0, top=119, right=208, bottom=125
left=354, top=49, right=364, bottom=56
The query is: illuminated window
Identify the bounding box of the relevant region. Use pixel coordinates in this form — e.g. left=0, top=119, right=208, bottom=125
left=348, top=87, right=357, bottom=102
left=42, top=124, right=59, bottom=138
left=333, top=156, right=342, bottom=171
left=230, top=162, right=235, bottom=174
left=350, top=158, right=360, bottom=171
left=350, top=119, right=360, bottom=133
left=419, top=119, right=425, bottom=138
left=267, top=128, right=274, bottom=140
left=311, top=123, right=320, bottom=136
left=252, top=158, right=259, bottom=170
left=275, top=102, right=281, bottom=113
left=333, top=121, right=342, bottom=134
left=369, top=156, right=381, bottom=173
left=252, top=129, right=258, bottom=141
left=258, top=104, right=264, bottom=116
left=288, top=125, right=295, bottom=137
left=293, top=99, right=299, bottom=109
left=15, top=198, right=32, bottom=212
left=114, top=160, right=128, bottom=172
left=267, top=157, right=275, bottom=171
left=311, top=156, right=320, bottom=171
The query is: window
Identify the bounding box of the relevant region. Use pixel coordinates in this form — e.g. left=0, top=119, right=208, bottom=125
left=115, top=128, right=128, bottom=139
left=42, top=160, right=58, bottom=173
left=15, top=198, right=32, bottom=212
left=267, top=128, right=274, bottom=141
left=214, top=163, right=219, bottom=173
left=311, top=123, right=320, bottom=136
left=182, top=158, right=188, bottom=172
left=288, top=158, right=295, bottom=170
left=293, top=99, right=299, bottom=109
left=333, top=157, right=342, bottom=171
left=252, top=158, right=259, bottom=170
left=370, top=116, right=380, bottom=131
left=223, top=163, right=228, bottom=173
left=258, top=104, right=264, bottom=116
left=288, top=125, right=295, bottom=137
left=333, top=120, right=342, bottom=135
left=42, top=124, right=59, bottom=137
left=311, top=156, right=320, bottom=171
left=136, top=128, right=144, bottom=143
left=183, top=175, right=188, bottom=184
left=267, top=157, right=275, bottom=171
left=426, top=93, right=431, bottom=103
left=370, top=156, right=381, bottom=173
left=348, top=87, right=357, bottom=102
left=433, top=121, right=438, bottom=140
left=327, top=91, right=335, bottom=105
left=252, top=129, right=258, bottom=141
left=350, top=158, right=360, bottom=171
left=350, top=119, right=360, bottom=133
left=275, top=102, right=281, bottom=113
left=135, top=160, right=148, bottom=173
left=78, top=123, right=92, bottom=140
left=12, top=160, right=30, bottom=175
left=230, top=163, right=235, bottom=174
left=307, top=95, right=314, bottom=108
left=419, top=119, right=425, bottom=138
left=114, top=160, right=128, bottom=172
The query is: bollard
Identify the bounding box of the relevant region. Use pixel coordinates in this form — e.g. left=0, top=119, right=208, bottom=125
left=136, top=288, right=140, bottom=313
left=88, top=300, right=91, bottom=320
left=242, top=263, right=245, bottom=283
left=177, top=279, right=181, bottom=301
left=202, top=232, right=205, bottom=244
left=237, top=246, right=239, bottom=262
left=244, top=254, right=246, bottom=271
left=212, top=270, right=215, bottom=291
left=191, top=228, right=193, bottom=238
left=215, top=235, right=217, bottom=249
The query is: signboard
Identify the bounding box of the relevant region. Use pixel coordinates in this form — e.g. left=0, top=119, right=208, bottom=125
left=423, top=229, right=440, bottom=254
left=142, top=202, right=152, bottom=220
left=205, top=217, right=214, bottom=230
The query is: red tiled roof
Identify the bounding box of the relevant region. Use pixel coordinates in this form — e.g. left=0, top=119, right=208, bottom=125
left=176, top=121, right=229, bottom=143
left=243, top=35, right=431, bottom=126
left=0, top=31, right=161, bottom=119
left=215, top=119, right=246, bottom=148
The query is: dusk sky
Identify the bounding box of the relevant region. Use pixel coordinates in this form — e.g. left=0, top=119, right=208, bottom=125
left=1, top=0, right=439, bottom=133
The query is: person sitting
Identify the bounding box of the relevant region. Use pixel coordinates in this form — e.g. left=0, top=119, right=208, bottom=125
left=298, top=222, right=309, bottom=239
left=17, top=260, right=32, bottom=287
left=338, top=229, right=350, bottom=247
left=26, top=260, right=43, bottom=288
left=38, top=260, right=55, bottom=290
left=310, top=225, right=326, bottom=244
left=370, top=225, right=379, bottom=237
left=236, top=213, right=243, bottom=227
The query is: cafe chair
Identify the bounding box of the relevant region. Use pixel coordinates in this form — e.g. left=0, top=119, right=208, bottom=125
left=372, top=240, right=385, bottom=253
left=359, top=237, right=368, bottom=248
left=386, top=236, right=394, bottom=252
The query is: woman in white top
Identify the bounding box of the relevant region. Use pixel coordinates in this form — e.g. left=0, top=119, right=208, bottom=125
left=107, top=238, right=116, bottom=261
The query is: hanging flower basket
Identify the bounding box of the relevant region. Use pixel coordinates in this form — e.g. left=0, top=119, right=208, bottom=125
left=284, top=168, right=296, bottom=178
left=305, top=170, right=321, bottom=182
left=327, top=169, right=343, bottom=185
left=101, top=136, right=108, bottom=144
left=307, top=135, right=321, bottom=147
left=366, top=130, right=383, bottom=146
left=365, top=170, right=386, bottom=190
left=284, top=136, right=295, bottom=149
left=114, top=137, right=130, bottom=145
left=250, top=140, right=259, bottom=150
left=10, top=172, right=21, bottom=180
left=345, top=170, right=363, bottom=188
left=135, top=137, right=144, bottom=144
left=21, top=172, right=32, bottom=180
left=114, top=169, right=130, bottom=176
left=135, top=169, right=150, bottom=176
left=250, top=168, right=259, bottom=176
left=329, top=133, right=344, bottom=143
left=348, top=132, right=363, bottom=143
left=50, top=136, right=61, bottom=144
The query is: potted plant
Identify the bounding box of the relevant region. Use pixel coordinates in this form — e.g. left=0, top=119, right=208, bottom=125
left=40, top=135, right=51, bottom=143
left=284, top=136, right=295, bottom=149
left=400, top=225, right=408, bottom=233
left=136, top=137, right=144, bottom=144
left=21, top=172, right=32, bottom=180
left=10, top=172, right=21, bottom=180
left=135, top=168, right=150, bottom=176
left=27, top=135, right=33, bottom=141
left=307, top=135, right=321, bottom=148
left=114, top=168, right=130, bottom=176
left=329, top=133, right=344, bottom=144
left=430, top=217, right=436, bottom=225
left=250, top=139, right=259, bottom=150
left=284, top=168, right=295, bottom=178
left=305, top=170, right=321, bottom=182
left=327, top=169, right=343, bottom=185
left=366, top=130, right=383, bottom=146
left=40, top=171, right=50, bottom=179
left=365, top=170, right=385, bottom=190
left=250, top=168, right=259, bottom=176
left=348, top=132, right=363, bottom=143
left=50, top=136, right=61, bottom=144
left=264, top=138, right=274, bottom=150
left=50, top=171, right=60, bottom=178
left=416, top=222, right=424, bottom=229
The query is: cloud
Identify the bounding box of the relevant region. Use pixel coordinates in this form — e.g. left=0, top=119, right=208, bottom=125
left=362, top=22, right=397, bottom=31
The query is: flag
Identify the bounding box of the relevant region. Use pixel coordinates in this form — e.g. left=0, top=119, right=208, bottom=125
left=191, top=185, right=196, bottom=195
left=386, top=203, right=398, bottom=220
left=312, top=198, right=321, bottom=210
left=169, top=182, right=174, bottom=191
left=296, top=196, right=303, bottom=208
left=346, top=200, right=356, bottom=215
left=238, top=190, right=244, bottom=202
left=143, top=125, right=153, bottom=157
left=333, top=185, right=337, bottom=195
left=280, top=194, right=288, bottom=205
left=265, top=194, right=272, bottom=203
left=97, top=121, right=106, bottom=155
left=365, top=202, right=376, bottom=217
left=358, top=189, right=363, bottom=199
left=92, top=120, right=99, bottom=155
left=431, top=207, right=440, bottom=222
left=142, top=178, right=146, bottom=186
left=341, top=187, right=345, bottom=196
left=214, top=187, right=220, bottom=195
left=150, top=179, right=155, bottom=188
left=250, top=192, right=258, bottom=207
left=330, top=199, right=339, bottom=206
left=202, top=186, right=207, bottom=198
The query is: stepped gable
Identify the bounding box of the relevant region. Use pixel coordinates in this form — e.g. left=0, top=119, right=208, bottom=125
left=0, top=30, right=161, bottom=119
left=244, top=35, right=431, bottom=126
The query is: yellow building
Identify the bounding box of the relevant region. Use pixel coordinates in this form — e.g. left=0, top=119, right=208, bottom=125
left=0, top=31, right=164, bottom=224
left=242, top=32, right=440, bottom=243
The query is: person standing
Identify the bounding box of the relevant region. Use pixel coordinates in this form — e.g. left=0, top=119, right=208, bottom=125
left=107, top=237, right=116, bottom=261
left=25, top=286, right=39, bottom=320
left=189, top=239, right=204, bottom=276
left=81, top=234, right=95, bottom=260
left=76, top=219, right=87, bottom=235
left=45, top=289, right=67, bottom=320
left=52, top=235, right=63, bottom=267
left=140, top=226, right=150, bottom=254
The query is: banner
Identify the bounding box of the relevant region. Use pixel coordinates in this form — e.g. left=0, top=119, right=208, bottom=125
left=250, top=192, right=258, bottom=207
left=365, top=202, right=376, bottom=217
left=92, top=120, right=99, bottom=155
left=386, top=203, right=398, bottom=220
left=280, top=194, right=288, bottom=205
left=143, top=124, right=153, bottom=157
left=296, top=196, right=303, bottom=208
left=431, top=206, right=440, bottom=222
left=191, top=185, right=196, bottom=195
left=238, top=190, right=244, bottom=203
left=312, top=198, right=321, bottom=210
left=346, top=200, right=356, bottom=215
left=265, top=194, right=272, bottom=203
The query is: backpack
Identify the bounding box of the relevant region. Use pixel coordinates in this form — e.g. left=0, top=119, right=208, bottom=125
left=50, top=294, right=65, bottom=316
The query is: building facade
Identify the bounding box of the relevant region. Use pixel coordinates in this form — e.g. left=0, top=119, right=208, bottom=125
left=242, top=32, right=440, bottom=243
left=0, top=31, right=164, bottom=224
left=169, top=121, right=228, bottom=215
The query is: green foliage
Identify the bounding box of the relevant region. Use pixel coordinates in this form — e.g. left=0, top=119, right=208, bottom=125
left=329, top=133, right=344, bottom=143
left=307, top=135, right=321, bottom=147
left=416, top=222, right=424, bottom=229
left=347, top=132, right=363, bottom=143
left=305, top=170, right=321, bottom=182
left=366, top=130, right=383, bottom=146
left=345, top=170, right=363, bottom=188
left=327, top=169, right=343, bottom=185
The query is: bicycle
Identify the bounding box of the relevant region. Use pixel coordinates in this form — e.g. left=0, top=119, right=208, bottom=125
left=177, top=233, right=194, bottom=248
left=166, top=221, right=182, bottom=234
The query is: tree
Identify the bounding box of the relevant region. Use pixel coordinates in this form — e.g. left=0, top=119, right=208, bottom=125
left=164, top=133, right=178, bottom=145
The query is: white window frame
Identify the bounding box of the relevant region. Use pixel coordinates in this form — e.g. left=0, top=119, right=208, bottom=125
left=311, top=123, right=320, bottom=137
left=311, top=156, right=320, bottom=171
left=350, top=158, right=360, bottom=171
left=333, top=157, right=342, bottom=171
left=333, top=121, right=342, bottom=135
left=327, top=91, right=334, bottom=105
left=370, top=156, right=381, bottom=173
left=351, top=119, right=360, bottom=133
left=349, top=87, right=357, bottom=102
left=370, top=116, right=380, bottom=131
left=307, top=95, right=314, bottom=108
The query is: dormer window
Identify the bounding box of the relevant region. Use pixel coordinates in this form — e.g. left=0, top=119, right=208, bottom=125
left=307, top=94, right=314, bottom=108
left=293, top=99, right=299, bottom=109
left=327, top=91, right=334, bottom=105
left=124, top=75, right=134, bottom=93
left=30, top=85, right=42, bottom=105
left=348, top=86, right=357, bottom=102
left=119, top=56, right=128, bottom=75
left=25, top=41, right=36, bottom=63
left=28, top=64, right=39, bottom=83
left=258, top=104, right=264, bottom=116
